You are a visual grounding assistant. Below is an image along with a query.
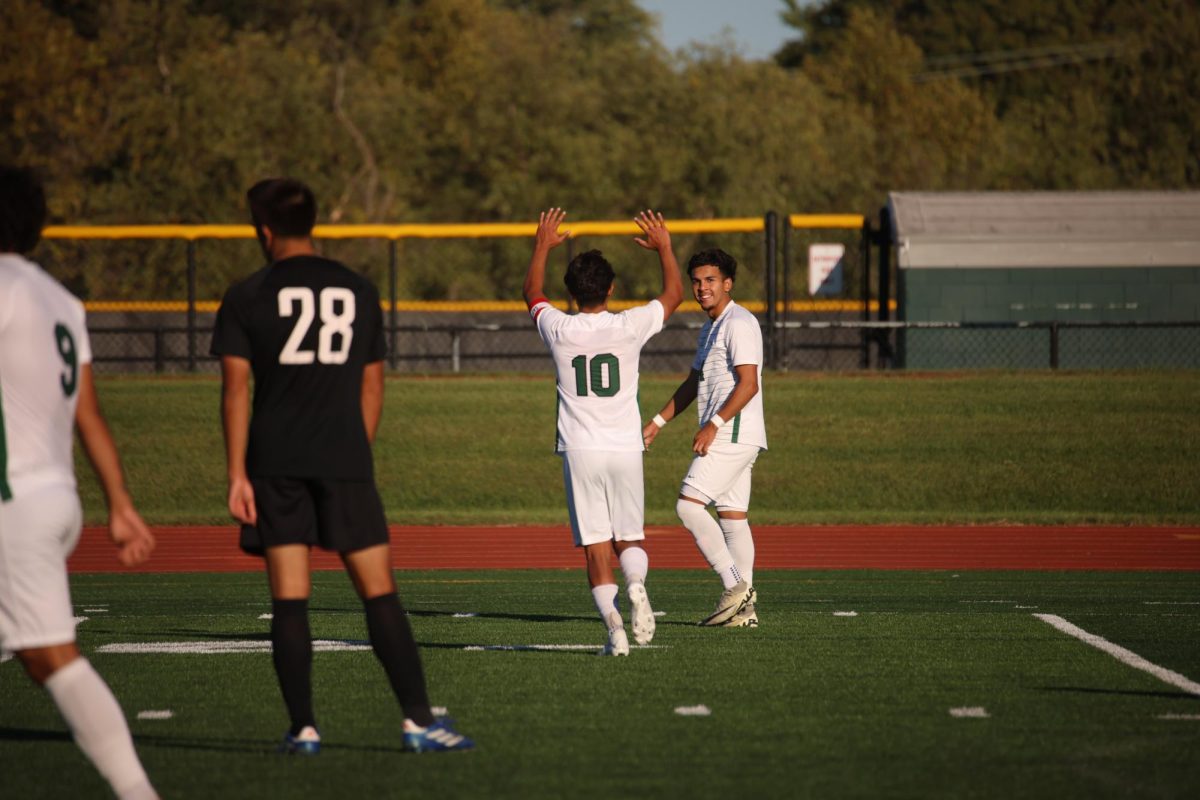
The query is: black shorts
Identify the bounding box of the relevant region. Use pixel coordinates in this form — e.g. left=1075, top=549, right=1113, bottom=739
left=240, top=478, right=389, bottom=556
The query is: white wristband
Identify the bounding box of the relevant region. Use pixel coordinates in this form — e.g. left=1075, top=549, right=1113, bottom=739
left=709, top=414, right=728, bottom=430
left=652, top=414, right=668, bottom=428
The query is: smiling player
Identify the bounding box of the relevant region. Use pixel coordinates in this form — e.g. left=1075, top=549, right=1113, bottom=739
left=643, top=248, right=767, bottom=628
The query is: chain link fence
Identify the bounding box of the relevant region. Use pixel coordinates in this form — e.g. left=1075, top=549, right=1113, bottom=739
left=86, top=316, right=1200, bottom=373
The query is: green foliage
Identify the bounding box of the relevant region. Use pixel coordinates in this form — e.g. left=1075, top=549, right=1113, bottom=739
left=779, top=0, right=1200, bottom=189
left=2, top=0, right=1197, bottom=300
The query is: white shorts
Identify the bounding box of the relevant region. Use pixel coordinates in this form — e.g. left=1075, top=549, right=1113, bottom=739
left=680, top=442, right=761, bottom=512
left=561, top=450, right=646, bottom=547
left=0, top=485, right=83, bottom=655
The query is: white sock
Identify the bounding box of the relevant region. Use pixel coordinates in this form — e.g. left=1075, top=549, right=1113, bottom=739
left=590, top=583, right=620, bottom=626
left=676, top=499, right=739, bottom=589
left=719, top=517, right=755, bottom=588
left=44, top=658, right=158, bottom=800
left=618, top=546, right=648, bottom=587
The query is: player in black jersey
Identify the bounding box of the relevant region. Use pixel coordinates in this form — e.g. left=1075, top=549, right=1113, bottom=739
left=211, top=178, right=472, bottom=754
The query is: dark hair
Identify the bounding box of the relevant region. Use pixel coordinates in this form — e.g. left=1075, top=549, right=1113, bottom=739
left=0, top=165, right=47, bottom=254
left=687, top=248, right=737, bottom=282
left=246, top=177, right=317, bottom=238
left=565, top=249, right=615, bottom=307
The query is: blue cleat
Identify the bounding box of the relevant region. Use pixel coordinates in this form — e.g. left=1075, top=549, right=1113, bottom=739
left=402, top=718, right=474, bottom=753
left=279, top=725, right=321, bottom=755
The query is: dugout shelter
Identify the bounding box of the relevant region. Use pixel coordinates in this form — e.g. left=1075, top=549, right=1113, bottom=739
left=888, top=191, right=1200, bottom=368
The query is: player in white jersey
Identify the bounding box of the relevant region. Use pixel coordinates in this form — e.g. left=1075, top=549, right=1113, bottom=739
left=0, top=166, right=159, bottom=799
left=524, top=207, right=683, bottom=655
left=643, top=248, right=766, bottom=628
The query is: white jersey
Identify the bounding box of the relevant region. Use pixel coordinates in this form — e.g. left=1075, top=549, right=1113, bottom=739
left=0, top=254, right=92, bottom=501
left=531, top=299, right=664, bottom=452
left=691, top=300, right=767, bottom=450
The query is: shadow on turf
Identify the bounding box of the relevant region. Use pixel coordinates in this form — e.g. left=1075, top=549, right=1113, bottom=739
left=1035, top=686, right=1200, bottom=701
left=0, top=727, right=416, bottom=756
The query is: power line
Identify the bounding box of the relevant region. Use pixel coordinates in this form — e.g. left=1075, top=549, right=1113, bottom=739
left=913, top=40, right=1131, bottom=82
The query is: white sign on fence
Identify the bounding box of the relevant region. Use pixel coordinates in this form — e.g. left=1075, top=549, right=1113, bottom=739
left=808, top=243, right=845, bottom=297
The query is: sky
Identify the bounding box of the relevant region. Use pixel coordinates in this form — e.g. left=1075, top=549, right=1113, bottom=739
left=635, top=0, right=797, bottom=61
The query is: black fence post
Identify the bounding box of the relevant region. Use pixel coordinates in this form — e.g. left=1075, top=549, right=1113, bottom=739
left=860, top=221, right=871, bottom=369
left=877, top=206, right=893, bottom=369
left=764, top=210, right=778, bottom=369
left=186, top=239, right=197, bottom=372
left=1050, top=322, right=1060, bottom=369
left=780, top=214, right=790, bottom=372
left=388, top=239, right=398, bottom=370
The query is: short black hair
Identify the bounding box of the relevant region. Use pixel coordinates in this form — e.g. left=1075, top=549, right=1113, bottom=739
left=687, top=248, right=737, bottom=282
left=247, top=177, right=317, bottom=238
left=565, top=249, right=615, bottom=307
left=0, top=165, right=47, bottom=254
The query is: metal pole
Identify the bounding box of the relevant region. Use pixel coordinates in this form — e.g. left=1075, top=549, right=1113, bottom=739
left=877, top=206, right=892, bottom=369
left=154, top=326, right=164, bottom=373
left=451, top=330, right=461, bottom=373
left=186, top=240, right=197, bottom=372
left=1050, top=322, right=1060, bottom=369
left=388, top=239, right=398, bottom=370
left=860, top=221, right=871, bottom=368
left=780, top=216, right=790, bottom=372
left=565, top=239, right=575, bottom=312
left=764, top=210, right=778, bottom=369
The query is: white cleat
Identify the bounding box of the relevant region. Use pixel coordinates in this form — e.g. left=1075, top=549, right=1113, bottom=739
left=628, top=583, right=656, bottom=645
left=602, top=612, right=630, bottom=656
left=698, top=581, right=753, bottom=626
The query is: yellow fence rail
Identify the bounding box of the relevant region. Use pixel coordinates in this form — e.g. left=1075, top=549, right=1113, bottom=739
left=43, top=212, right=895, bottom=370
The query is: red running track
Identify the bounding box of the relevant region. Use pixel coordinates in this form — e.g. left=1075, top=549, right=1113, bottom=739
left=67, top=524, right=1200, bottom=573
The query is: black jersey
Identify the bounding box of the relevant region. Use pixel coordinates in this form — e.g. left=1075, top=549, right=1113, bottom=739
left=210, top=255, right=387, bottom=480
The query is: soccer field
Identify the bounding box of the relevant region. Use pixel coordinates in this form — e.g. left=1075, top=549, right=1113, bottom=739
left=3, top=568, right=1198, bottom=798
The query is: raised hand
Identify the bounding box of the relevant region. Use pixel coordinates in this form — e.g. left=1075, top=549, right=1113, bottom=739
left=535, top=207, right=570, bottom=251
left=633, top=209, right=671, bottom=252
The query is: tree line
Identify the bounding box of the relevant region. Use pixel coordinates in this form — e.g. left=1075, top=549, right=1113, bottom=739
left=2, top=0, right=1196, bottom=301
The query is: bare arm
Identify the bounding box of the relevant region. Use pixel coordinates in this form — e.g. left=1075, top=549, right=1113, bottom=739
left=642, top=368, right=700, bottom=449
left=691, top=363, right=758, bottom=456
left=523, top=207, right=570, bottom=307
left=633, top=209, right=684, bottom=321
left=220, top=355, right=256, bottom=524
left=361, top=361, right=384, bottom=443
left=73, top=364, right=155, bottom=566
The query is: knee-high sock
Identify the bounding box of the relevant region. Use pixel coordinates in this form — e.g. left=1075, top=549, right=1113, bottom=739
left=364, top=593, right=434, bottom=727
left=271, top=598, right=314, bottom=734
left=676, top=499, right=740, bottom=588
left=618, top=546, right=648, bottom=587
left=591, top=583, right=620, bottom=626
left=719, top=517, right=755, bottom=588
left=44, top=658, right=157, bottom=800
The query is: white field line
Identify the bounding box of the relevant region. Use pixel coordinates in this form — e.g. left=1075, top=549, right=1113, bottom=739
left=1157, top=713, right=1200, bottom=721
left=674, top=705, right=711, bottom=716
left=94, top=640, right=663, bottom=655
left=137, top=710, right=175, bottom=720
left=463, top=644, right=666, bottom=652
left=949, top=707, right=989, bottom=718
left=98, top=639, right=370, bottom=654
left=1033, top=614, right=1200, bottom=696
left=833, top=611, right=858, bottom=617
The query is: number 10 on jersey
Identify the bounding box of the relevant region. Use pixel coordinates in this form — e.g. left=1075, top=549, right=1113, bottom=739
left=571, top=353, right=620, bottom=397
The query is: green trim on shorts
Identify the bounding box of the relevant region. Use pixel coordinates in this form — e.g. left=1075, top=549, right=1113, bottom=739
left=731, top=412, right=741, bottom=443
left=0, top=381, right=11, bottom=501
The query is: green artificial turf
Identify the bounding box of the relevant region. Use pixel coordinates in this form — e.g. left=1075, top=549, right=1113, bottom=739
left=78, top=371, right=1200, bottom=525
left=2, top=570, right=1197, bottom=798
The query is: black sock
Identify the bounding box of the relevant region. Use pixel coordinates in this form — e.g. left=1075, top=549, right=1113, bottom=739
left=271, top=598, right=315, bottom=735
left=364, top=593, right=434, bottom=727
